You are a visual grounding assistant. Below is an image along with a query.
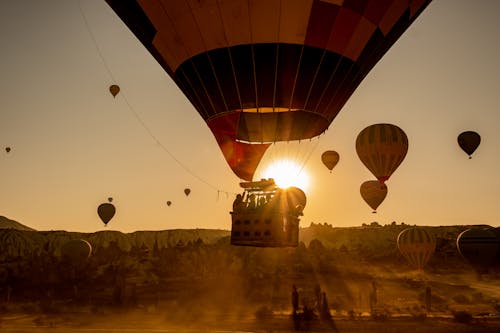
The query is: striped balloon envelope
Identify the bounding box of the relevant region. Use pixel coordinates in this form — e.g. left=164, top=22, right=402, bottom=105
left=356, top=123, right=408, bottom=183
left=397, top=227, right=436, bottom=270
left=105, top=0, right=431, bottom=181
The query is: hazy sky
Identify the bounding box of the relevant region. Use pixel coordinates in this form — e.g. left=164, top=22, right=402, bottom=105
left=1, top=0, right=499, bottom=233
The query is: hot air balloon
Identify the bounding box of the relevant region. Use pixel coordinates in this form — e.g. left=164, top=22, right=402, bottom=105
left=457, top=228, right=499, bottom=272
left=60, top=239, right=92, bottom=263
left=184, top=188, right=191, bottom=196
left=457, top=131, right=480, bottom=159
left=360, top=180, right=387, bottom=213
left=397, top=227, right=436, bottom=270
left=98, top=202, right=116, bottom=226
left=321, top=151, right=339, bottom=172
left=167, top=201, right=172, bottom=206
left=5, top=147, right=11, bottom=153
left=356, top=123, right=408, bottom=183
left=105, top=0, right=431, bottom=181
left=107, top=197, right=113, bottom=203
left=109, top=84, right=120, bottom=97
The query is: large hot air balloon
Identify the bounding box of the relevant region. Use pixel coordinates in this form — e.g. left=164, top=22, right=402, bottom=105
left=321, top=150, right=339, bottom=172
left=60, top=239, right=92, bottom=263
left=356, top=123, right=408, bottom=183
left=109, top=84, right=120, bottom=97
left=360, top=180, right=387, bottom=213
left=397, top=227, right=436, bottom=270
left=105, top=0, right=431, bottom=181
left=457, top=228, right=499, bottom=272
left=98, top=202, right=116, bottom=226
left=457, top=131, right=480, bottom=159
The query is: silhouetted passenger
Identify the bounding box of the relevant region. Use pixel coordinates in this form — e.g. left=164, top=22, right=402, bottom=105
left=233, top=194, right=244, bottom=212
left=247, top=194, right=257, bottom=209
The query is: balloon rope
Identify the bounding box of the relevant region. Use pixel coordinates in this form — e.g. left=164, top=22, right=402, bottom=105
left=77, top=0, right=237, bottom=196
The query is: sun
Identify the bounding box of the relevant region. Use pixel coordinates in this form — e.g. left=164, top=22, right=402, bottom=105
left=261, top=159, right=310, bottom=191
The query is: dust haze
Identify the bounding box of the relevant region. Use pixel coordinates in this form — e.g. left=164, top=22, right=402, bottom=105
left=1, top=219, right=500, bottom=332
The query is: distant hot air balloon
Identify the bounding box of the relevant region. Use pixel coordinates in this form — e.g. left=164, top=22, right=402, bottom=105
left=5, top=147, right=11, bottom=153
left=109, top=84, right=120, bottom=97
left=167, top=201, right=172, bottom=206
left=107, top=197, right=113, bottom=203
left=98, top=202, right=116, bottom=226
left=356, top=123, right=408, bottom=184
left=360, top=180, right=387, bottom=213
left=184, top=188, right=191, bottom=196
left=105, top=0, right=431, bottom=181
left=457, top=131, right=480, bottom=159
left=457, top=228, right=499, bottom=272
left=397, top=227, right=436, bottom=270
left=321, top=151, right=340, bottom=172
left=60, top=239, right=92, bottom=263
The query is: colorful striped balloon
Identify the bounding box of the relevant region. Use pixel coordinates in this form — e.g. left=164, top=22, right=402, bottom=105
left=397, top=227, right=436, bottom=270
left=356, top=123, right=408, bottom=183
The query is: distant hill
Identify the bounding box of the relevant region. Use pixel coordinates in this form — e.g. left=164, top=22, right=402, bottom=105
left=0, top=215, right=35, bottom=231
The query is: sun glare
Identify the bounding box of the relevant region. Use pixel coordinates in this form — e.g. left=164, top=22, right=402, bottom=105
left=261, top=159, right=310, bottom=191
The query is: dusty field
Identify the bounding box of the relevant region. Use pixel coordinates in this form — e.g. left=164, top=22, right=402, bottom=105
left=1, top=310, right=499, bottom=333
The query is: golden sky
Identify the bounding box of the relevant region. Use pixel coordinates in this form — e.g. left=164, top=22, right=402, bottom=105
left=0, top=0, right=499, bottom=232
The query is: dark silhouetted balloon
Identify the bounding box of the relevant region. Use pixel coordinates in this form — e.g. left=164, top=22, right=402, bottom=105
left=356, top=123, right=408, bottom=183
left=60, top=239, right=92, bottom=263
left=457, top=228, right=499, bottom=271
left=107, top=197, right=113, bottom=203
left=109, top=84, right=120, bottom=97
left=184, top=188, right=191, bottom=196
left=397, top=227, right=436, bottom=270
left=5, top=147, right=11, bottom=153
left=360, top=180, right=387, bottom=213
left=321, top=151, right=339, bottom=172
left=167, top=201, right=172, bottom=206
left=285, top=186, right=307, bottom=211
left=106, top=0, right=431, bottom=181
left=98, top=203, right=115, bottom=226
left=457, top=131, right=480, bottom=159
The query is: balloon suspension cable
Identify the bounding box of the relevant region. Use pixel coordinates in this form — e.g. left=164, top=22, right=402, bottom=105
left=77, top=0, right=236, bottom=197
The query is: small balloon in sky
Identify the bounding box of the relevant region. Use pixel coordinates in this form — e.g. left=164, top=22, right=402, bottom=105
left=321, top=150, right=339, bottom=172
left=109, top=84, right=120, bottom=98
left=457, top=131, right=480, bottom=159
left=360, top=180, right=387, bottom=213
left=108, top=197, right=113, bottom=203
left=5, top=147, right=11, bottom=153
left=166, top=201, right=172, bottom=206
left=184, top=188, right=191, bottom=196
left=98, top=202, right=115, bottom=226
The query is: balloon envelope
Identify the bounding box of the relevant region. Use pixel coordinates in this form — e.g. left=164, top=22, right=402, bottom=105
left=397, top=227, right=436, bottom=270
left=167, top=201, right=172, bottom=206
left=321, top=151, right=339, bottom=172
left=97, top=203, right=115, bottom=225
left=60, top=239, right=92, bottom=263
left=457, top=131, right=480, bottom=158
left=105, top=0, right=431, bottom=181
left=360, top=180, right=387, bottom=212
left=184, top=188, right=191, bottom=196
left=109, top=84, right=120, bottom=97
left=457, top=228, right=499, bottom=270
left=5, top=147, right=11, bottom=153
left=356, top=123, right=408, bottom=183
